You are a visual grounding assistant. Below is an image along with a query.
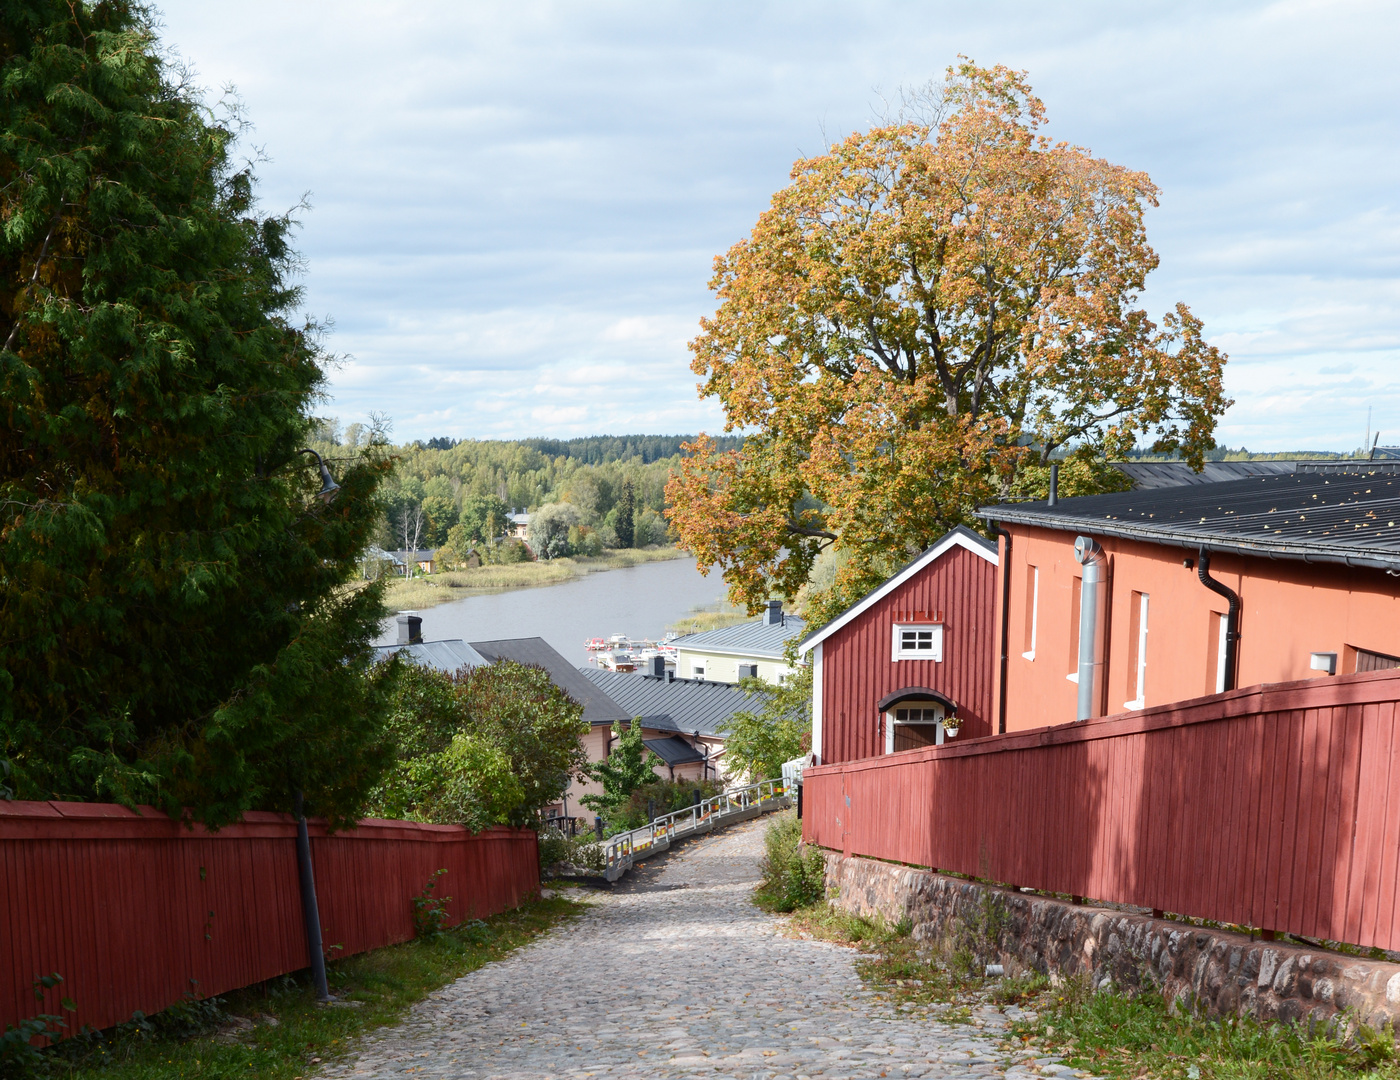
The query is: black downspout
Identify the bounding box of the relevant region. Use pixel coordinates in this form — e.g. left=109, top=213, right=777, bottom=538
left=1197, top=547, right=1241, bottom=692
left=990, top=523, right=1012, bottom=734
left=294, top=791, right=331, bottom=1002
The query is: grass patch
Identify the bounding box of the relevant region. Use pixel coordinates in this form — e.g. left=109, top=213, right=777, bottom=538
left=1014, top=981, right=1400, bottom=1080
left=753, top=811, right=828, bottom=913
left=383, top=546, right=686, bottom=612
left=30, top=896, right=583, bottom=1080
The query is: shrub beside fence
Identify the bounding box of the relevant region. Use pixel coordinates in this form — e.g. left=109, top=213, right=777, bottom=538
left=0, top=802, right=539, bottom=1036
left=804, top=668, right=1400, bottom=954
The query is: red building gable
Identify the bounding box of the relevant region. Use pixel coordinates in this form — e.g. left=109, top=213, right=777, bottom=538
left=798, top=527, right=998, bottom=764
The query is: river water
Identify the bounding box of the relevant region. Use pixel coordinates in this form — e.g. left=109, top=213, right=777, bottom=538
left=374, top=557, right=728, bottom=669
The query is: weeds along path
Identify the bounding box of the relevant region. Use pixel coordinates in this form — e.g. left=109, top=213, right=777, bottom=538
left=319, top=818, right=1053, bottom=1079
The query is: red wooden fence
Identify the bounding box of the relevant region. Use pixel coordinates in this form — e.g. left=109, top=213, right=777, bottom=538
left=0, top=803, right=539, bottom=1035
left=804, top=667, right=1400, bottom=953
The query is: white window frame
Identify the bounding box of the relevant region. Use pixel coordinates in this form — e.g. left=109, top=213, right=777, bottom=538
left=692, top=662, right=706, bottom=679
left=1022, top=565, right=1039, bottom=660
left=891, top=623, right=944, bottom=662
left=884, top=704, right=947, bottom=754
left=1215, top=611, right=1228, bottom=694
left=1126, top=592, right=1149, bottom=709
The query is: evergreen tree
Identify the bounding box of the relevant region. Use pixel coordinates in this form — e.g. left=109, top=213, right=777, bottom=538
left=615, top=479, right=635, bottom=549
left=0, top=2, right=394, bottom=826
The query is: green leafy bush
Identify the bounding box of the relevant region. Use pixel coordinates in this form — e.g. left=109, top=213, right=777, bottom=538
left=411, top=870, right=451, bottom=941
left=598, top=778, right=723, bottom=833
left=755, top=811, right=826, bottom=912
left=538, top=830, right=605, bottom=875
left=366, top=661, right=588, bottom=828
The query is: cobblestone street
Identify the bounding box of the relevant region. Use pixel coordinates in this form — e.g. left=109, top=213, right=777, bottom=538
left=321, top=817, right=1086, bottom=1080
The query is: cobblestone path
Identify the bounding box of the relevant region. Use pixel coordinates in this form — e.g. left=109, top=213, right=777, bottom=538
left=321, top=817, right=1087, bottom=1080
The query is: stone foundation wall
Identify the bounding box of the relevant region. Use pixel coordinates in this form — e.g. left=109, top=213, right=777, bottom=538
left=822, top=851, right=1400, bottom=1033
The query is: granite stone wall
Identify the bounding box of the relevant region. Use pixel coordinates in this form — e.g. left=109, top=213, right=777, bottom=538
left=822, top=851, right=1400, bottom=1034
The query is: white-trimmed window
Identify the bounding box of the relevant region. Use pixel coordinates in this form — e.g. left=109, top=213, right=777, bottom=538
left=1214, top=611, right=1228, bottom=693
left=885, top=702, right=947, bottom=753
left=1022, top=564, right=1039, bottom=660
left=892, top=623, right=944, bottom=662
left=692, top=662, right=706, bottom=679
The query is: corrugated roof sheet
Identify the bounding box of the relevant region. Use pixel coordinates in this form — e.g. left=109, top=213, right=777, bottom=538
left=980, top=467, right=1400, bottom=571
left=668, top=612, right=807, bottom=658
left=470, top=637, right=629, bottom=725
left=1114, top=461, right=1301, bottom=489
left=579, top=668, right=767, bottom=737
left=372, top=639, right=486, bottom=673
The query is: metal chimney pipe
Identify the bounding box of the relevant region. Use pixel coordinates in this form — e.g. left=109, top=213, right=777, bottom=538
left=1048, top=463, right=1060, bottom=507
left=1074, top=536, right=1107, bottom=722
left=396, top=613, right=423, bottom=645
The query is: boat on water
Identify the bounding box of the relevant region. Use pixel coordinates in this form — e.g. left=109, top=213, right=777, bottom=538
left=583, top=632, right=679, bottom=654
left=594, top=650, right=638, bottom=672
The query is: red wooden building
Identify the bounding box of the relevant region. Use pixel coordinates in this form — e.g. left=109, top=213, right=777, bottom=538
left=797, top=526, right=998, bottom=763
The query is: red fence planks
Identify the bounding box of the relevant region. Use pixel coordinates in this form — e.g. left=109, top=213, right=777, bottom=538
left=803, top=668, right=1400, bottom=953
left=0, top=806, right=538, bottom=1035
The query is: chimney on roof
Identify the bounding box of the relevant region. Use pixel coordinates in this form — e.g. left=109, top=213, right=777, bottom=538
left=647, top=654, right=665, bottom=678
left=764, top=599, right=783, bottom=626
left=396, top=612, right=423, bottom=645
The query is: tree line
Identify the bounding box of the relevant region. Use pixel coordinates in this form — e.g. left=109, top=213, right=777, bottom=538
left=303, top=427, right=743, bottom=562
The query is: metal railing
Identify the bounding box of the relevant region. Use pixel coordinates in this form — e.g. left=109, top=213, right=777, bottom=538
left=601, top=777, right=790, bottom=881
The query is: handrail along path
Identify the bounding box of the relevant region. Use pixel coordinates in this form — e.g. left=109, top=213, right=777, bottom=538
left=602, top=778, right=790, bottom=881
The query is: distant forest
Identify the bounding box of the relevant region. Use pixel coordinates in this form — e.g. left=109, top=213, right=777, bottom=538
left=419, top=434, right=742, bottom=466
left=307, top=425, right=745, bottom=552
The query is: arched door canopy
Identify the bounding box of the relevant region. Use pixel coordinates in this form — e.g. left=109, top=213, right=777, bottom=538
left=876, top=687, right=957, bottom=715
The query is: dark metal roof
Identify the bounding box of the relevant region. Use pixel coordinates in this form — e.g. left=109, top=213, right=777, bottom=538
left=979, top=467, right=1400, bottom=572
left=1114, top=461, right=1300, bottom=489
left=669, top=612, right=807, bottom=659
left=372, top=639, right=487, bottom=673
left=579, top=668, right=767, bottom=737
left=643, top=736, right=706, bottom=766
left=469, top=637, right=630, bottom=725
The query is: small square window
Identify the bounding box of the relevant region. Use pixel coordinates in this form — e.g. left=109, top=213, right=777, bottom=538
left=892, top=623, right=943, bottom=662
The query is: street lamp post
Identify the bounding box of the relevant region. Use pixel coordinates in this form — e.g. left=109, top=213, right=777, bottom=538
left=296, top=448, right=341, bottom=504
left=291, top=447, right=339, bottom=1003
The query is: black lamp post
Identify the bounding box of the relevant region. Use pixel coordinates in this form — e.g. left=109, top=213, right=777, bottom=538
left=294, top=791, right=332, bottom=1003
left=291, top=447, right=338, bottom=1003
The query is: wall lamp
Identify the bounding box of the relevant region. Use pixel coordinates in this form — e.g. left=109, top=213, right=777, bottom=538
left=296, top=448, right=341, bottom=504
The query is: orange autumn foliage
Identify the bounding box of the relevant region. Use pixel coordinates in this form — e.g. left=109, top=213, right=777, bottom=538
left=667, top=61, right=1230, bottom=621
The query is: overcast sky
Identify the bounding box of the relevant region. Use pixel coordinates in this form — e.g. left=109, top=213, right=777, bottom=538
left=154, top=1, right=1400, bottom=452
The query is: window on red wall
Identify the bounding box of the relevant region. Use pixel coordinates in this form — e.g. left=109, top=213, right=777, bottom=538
left=891, top=623, right=944, bottom=661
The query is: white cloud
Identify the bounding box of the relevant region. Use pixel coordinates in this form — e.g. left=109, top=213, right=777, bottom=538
left=154, top=0, right=1400, bottom=449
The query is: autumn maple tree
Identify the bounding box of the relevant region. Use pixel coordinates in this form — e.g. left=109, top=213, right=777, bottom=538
left=667, top=61, right=1230, bottom=621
